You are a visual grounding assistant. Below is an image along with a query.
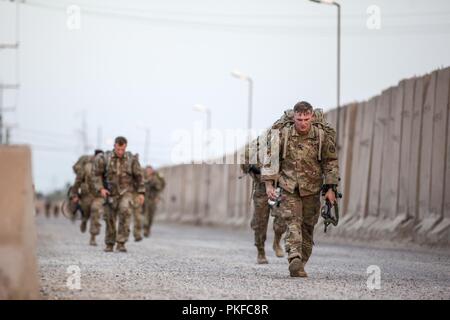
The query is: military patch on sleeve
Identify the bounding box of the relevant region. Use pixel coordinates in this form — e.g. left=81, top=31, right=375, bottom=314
left=328, top=144, right=336, bottom=154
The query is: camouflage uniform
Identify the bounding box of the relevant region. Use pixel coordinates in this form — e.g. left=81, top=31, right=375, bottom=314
left=70, top=155, right=104, bottom=244
left=93, top=151, right=145, bottom=248
left=131, top=192, right=144, bottom=241
left=143, top=170, right=165, bottom=237
left=241, top=137, right=287, bottom=263
left=261, top=122, right=339, bottom=273
left=130, top=162, right=145, bottom=242
left=249, top=175, right=287, bottom=259
left=45, top=200, right=51, bottom=218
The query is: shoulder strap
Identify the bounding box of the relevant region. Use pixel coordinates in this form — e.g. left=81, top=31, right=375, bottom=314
left=104, top=151, right=113, bottom=174
left=317, top=126, right=324, bottom=162
left=281, top=125, right=291, bottom=160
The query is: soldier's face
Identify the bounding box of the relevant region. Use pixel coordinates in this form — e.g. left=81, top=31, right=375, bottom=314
left=146, top=168, right=154, bottom=176
left=114, top=143, right=127, bottom=158
left=294, top=111, right=313, bottom=134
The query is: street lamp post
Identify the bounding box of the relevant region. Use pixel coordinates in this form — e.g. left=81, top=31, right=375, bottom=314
left=231, top=70, right=253, bottom=132
left=143, top=128, right=150, bottom=165
left=231, top=70, right=254, bottom=220
left=136, top=122, right=151, bottom=166
left=193, top=104, right=211, bottom=133
left=308, top=0, right=341, bottom=149
left=193, top=104, right=212, bottom=222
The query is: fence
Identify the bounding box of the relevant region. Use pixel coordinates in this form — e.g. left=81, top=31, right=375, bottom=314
left=157, top=67, right=450, bottom=246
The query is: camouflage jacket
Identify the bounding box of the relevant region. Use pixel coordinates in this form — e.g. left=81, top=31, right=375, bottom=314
left=261, top=124, right=339, bottom=196
left=144, top=171, right=166, bottom=199
left=71, top=155, right=97, bottom=197
left=240, top=135, right=264, bottom=184
left=93, top=151, right=145, bottom=197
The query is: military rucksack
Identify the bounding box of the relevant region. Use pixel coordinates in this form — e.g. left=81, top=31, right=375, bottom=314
left=243, top=108, right=335, bottom=171
left=156, top=172, right=166, bottom=190
left=72, top=155, right=90, bottom=175
left=270, top=108, right=336, bottom=162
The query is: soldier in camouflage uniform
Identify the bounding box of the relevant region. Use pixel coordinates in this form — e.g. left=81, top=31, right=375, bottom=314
left=70, top=150, right=105, bottom=246
left=131, top=189, right=144, bottom=242
left=131, top=155, right=144, bottom=242
left=45, top=199, right=51, bottom=218
left=261, top=101, right=339, bottom=277
left=142, top=165, right=165, bottom=237
left=93, top=136, right=145, bottom=253
left=241, top=138, right=287, bottom=264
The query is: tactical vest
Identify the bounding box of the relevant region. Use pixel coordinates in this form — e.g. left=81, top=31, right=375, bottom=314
left=102, top=151, right=136, bottom=196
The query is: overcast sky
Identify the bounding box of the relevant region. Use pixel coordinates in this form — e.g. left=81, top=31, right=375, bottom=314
left=1, top=0, right=450, bottom=193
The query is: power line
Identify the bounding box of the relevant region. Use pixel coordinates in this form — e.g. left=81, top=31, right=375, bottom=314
left=12, top=134, right=79, bottom=149
left=18, top=0, right=450, bottom=36
left=14, top=128, right=77, bottom=139
left=19, top=0, right=450, bottom=20
left=12, top=141, right=78, bottom=153
left=80, top=110, right=89, bottom=153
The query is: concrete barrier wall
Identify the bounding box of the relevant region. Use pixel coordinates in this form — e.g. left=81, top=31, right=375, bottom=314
left=0, top=146, right=40, bottom=299
left=156, top=66, right=450, bottom=246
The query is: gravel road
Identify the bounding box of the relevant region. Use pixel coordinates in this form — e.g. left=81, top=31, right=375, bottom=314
left=36, top=215, right=450, bottom=300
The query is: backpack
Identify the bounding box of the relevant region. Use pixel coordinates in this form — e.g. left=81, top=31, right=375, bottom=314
left=266, top=108, right=336, bottom=162
left=243, top=108, right=336, bottom=170
left=156, top=172, right=166, bottom=190
left=72, top=155, right=90, bottom=175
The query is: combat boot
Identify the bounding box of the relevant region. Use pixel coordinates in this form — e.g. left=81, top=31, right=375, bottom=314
left=257, top=247, right=268, bottom=264
left=272, top=234, right=284, bottom=258
left=288, top=258, right=308, bottom=277
left=143, top=229, right=150, bottom=238
left=89, top=235, right=97, bottom=246
left=116, top=242, right=127, bottom=252
left=80, top=220, right=87, bottom=233
left=135, top=235, right=143, bottom=242
left=104, top=244, right=114, bottom=252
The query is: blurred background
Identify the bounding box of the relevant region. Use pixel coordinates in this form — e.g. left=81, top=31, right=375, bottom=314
left=1, top=0, right=450, bottom=194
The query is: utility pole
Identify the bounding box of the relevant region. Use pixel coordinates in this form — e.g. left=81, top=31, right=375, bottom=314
left=0, top=84, right=19, bottom=144
left=5, top=123, right=18, bottom=145
left=193, top=104, right=212, bottom=220
left=0, top=1, right=21, bottom=144
left=231, top=70, right=254, bottom=218
left=97, top=126, right=103, bottom=149
left=0, top=86, right=3, bottom=144
left=308, top=0, right=341, bottom=149
left=143, top=128, right=150, bottom=165
left=82, top=111, right=88, bottom=153
left=79, top=110, right=89, bottom=154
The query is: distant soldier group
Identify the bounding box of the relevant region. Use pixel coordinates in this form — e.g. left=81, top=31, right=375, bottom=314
left=68, top=136, right=165, bottom=252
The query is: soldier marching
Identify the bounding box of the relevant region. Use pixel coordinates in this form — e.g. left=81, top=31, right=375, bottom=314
left=64, top=101, right=339, bottom=278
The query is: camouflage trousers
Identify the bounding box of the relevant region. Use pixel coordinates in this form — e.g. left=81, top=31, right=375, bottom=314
left=104, top=192, right=134, bottom=245
left=251, top=185, right=287, bottom=250
left=79, top=194, right=104, bottom=236
left=277, top=189, right=321, bottom=265
left=143, top=198, right=157, bottom=234
left=131, top=194, right=143, bottom=240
